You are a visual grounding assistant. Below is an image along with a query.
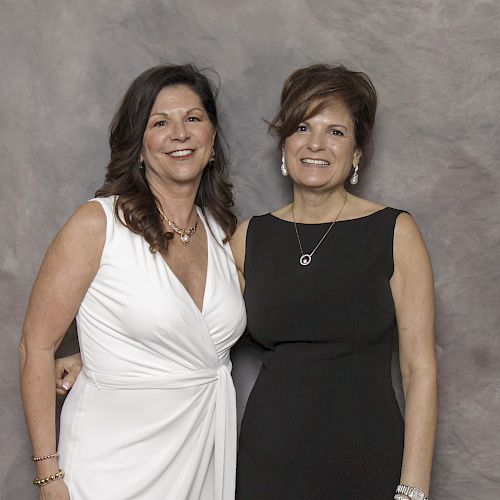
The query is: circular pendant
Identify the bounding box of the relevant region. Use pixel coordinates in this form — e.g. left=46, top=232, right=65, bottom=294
left=299, top=254, right=312, bottom=266
left=180, top=234, right=190, bottom=244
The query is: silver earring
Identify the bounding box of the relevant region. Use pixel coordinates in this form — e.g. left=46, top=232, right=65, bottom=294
left=350, top=164, right=359, bottom=185
left=139, top=160, right=145, bottom=170
left=280, top=152, right=288, bottom=176
left=208, top=150, right=215, bottom=168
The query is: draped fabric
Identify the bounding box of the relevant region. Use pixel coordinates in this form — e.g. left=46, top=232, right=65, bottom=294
left=58, top=196, right=246, bottom=500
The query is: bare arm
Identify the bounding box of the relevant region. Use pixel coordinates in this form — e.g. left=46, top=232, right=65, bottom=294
left=229, top=219, right=250, bottom=292
left=19, top=201, right=105, bottom=497
left=390, top=213, right=438, bottom=496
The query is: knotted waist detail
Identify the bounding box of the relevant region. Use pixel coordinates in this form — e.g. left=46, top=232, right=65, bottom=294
left=81, top=361, right=231, bottom=391
left=81, top=357, right=237, bottom=499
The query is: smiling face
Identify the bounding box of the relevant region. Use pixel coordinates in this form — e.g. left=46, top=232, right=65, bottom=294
left=283, top=100, right=362, bottom=192
left=141, top=85, right=216, bottom=188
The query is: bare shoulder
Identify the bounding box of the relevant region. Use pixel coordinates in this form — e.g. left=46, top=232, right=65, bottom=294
left=48, top=200, right=107, bottom=266
left=65, top=200, right=107, bottom=235
left=390, top=213, right=435, bottom=369
left=394, top=212, right=425, bottom=250
left=358, top=198, right=385, bottom=212
left=393, top=212, right=432, bottom=276
left=23, top=201, right=108, bottom=343
left=344, top=194, right=385, bottom=219
left=229, top=218, right=251, bottom=274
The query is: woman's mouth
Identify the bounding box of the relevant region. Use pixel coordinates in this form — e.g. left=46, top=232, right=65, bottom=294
left=301, top=158, right=330, bottom=166
left=166, top=149, right=195, bottom=159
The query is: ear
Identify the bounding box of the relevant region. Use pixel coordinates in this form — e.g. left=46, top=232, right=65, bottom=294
left=353, top=148, right=362, bottom=166
left=282, top=139, right=289, bottom=157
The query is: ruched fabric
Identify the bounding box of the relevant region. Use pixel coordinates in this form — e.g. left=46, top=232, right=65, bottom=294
left=58, top=196, right=246, bottom=500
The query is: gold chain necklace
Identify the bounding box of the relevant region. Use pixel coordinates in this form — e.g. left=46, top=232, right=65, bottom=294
left=292, top=193, right=348, bottom=266
left=157, top=206, right=198, bottom=245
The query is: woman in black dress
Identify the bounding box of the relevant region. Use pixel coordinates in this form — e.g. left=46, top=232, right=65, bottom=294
left=231, top=64, right=438, bottom=500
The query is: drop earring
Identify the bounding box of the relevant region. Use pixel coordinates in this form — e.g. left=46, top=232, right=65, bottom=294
left=208, top=150, right=215, bottom=168
left=350, top=164, right=359, bottom=185
left=280, top=151, right=288, bottom=177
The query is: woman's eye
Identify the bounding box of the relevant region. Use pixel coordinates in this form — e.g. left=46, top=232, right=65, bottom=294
left=154, top=120, right=167, bottom=127
left=187, top=116, right=201, bottom=122
left=296, top=124, right=308, bottom=132
left=329, top=128, right=345, bottom=137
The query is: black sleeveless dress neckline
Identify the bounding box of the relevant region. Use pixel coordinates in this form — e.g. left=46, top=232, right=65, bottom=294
left=268, top=206, right=390, bottom=226
left=236, top=207, right=406, bottom=500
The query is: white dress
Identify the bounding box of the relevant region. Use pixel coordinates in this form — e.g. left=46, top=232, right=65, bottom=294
left=58, top=196, right=247, bottom=500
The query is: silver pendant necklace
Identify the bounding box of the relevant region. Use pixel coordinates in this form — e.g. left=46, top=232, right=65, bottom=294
left=292, top=193, right=348, bottom=266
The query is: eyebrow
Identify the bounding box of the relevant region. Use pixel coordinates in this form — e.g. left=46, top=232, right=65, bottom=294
left=149, top=107, right=205, bottom=118
left=301, top=119, right=348, bottom=129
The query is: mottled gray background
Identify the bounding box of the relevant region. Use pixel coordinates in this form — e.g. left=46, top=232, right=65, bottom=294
left=1, top=0, right=499, bottom=498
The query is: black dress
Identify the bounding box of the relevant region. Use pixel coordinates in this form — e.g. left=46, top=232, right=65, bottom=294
left=236, top=208, right=406, bottom=500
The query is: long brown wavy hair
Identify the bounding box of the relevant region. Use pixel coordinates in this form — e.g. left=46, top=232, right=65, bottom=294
left=95, top=64, right=236, bottom=252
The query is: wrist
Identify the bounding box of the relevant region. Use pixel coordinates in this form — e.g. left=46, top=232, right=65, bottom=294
left=33, top=468, right=65, bottom=488
left=395, top=484, right=429, bottom=500
left=35, top=457, right=60, bottom=475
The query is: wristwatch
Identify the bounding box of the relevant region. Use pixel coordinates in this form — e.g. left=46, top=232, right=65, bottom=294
left=396, top=484, right=428, bottom=500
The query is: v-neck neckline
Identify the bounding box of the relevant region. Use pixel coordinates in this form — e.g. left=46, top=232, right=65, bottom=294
left=157, top=206, right=211, bottom=316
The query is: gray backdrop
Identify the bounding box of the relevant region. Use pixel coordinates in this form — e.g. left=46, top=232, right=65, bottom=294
left=1, top=0, right=499, bottom=498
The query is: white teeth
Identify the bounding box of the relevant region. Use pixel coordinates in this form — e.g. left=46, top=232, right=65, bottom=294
left=168, top=149, right=194, bottom=157
left=302, top=158, right=330, bottom=166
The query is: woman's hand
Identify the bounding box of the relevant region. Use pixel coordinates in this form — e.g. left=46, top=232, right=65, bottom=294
left=38, top=478, right=71, bottom=499
left=55, top=353, right=83, bottom=397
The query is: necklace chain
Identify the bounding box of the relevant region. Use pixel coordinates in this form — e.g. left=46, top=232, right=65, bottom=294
left=292, top=193, right=348, bottom=266
left=157, top=206, right=198, bottom=245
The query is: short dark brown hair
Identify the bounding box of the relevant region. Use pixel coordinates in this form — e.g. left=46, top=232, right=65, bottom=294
left=269, top=63, right=377, bottom=168
left=96, top=64, right=236, bottom=252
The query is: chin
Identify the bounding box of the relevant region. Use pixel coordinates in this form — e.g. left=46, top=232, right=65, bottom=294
left=296, top=172, right=332, bottom=185
left=171, top=169, right=205, bottom=184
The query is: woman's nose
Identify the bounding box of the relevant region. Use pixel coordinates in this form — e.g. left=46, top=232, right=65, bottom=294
left=170, top=121, right=189, bottom=141
left=307, top=130, right=325, bottom=151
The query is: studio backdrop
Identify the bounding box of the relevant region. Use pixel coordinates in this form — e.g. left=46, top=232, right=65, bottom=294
left=1, top=0, right=499, bottom=498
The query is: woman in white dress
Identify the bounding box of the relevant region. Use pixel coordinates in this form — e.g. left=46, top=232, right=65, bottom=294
left=19, top=64, right=246, bottom=500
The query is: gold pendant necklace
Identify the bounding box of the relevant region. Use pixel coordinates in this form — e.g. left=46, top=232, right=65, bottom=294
left=157, top=206, right=198, bottom=245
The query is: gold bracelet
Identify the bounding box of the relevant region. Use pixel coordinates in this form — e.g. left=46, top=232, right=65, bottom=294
left=33, top=469, right=65, bottom=487
left=32, top=452, right=58, bottom=462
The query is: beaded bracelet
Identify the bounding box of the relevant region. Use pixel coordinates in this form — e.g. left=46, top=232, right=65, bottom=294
left=32, top=452, right=57, bottom=462
left=33, top=469, right=65, bottom=487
